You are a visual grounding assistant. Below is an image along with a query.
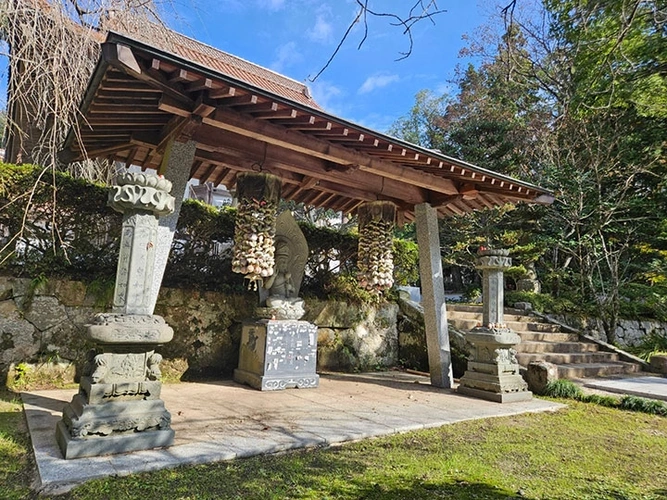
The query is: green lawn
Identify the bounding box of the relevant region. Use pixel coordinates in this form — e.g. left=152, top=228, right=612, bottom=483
left=1, top=389, right=666, bottom=500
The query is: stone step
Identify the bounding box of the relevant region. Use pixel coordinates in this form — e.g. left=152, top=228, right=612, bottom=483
left=517, top=332, right=581, bottom=342
left=556, top=361, right=642, bottom=379
left=447, top=304, right=528, bottom=316
left=447, top=310, right=534, bottom=323
left=448, top=318, right=562, bottom=334
left=517, top=351, right=619, bottom=365
left=517, top=341, right=599, bottom=353
left=507, top=321, right=562, bottom=333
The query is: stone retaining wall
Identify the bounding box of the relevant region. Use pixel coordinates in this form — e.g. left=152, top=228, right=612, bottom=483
left=550, top=313, right=667, bottom=347
left=0, top=277, right=402, bottom=381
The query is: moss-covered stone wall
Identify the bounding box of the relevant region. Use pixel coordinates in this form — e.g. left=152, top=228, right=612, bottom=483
left=1, top=277, right=411, bottom=385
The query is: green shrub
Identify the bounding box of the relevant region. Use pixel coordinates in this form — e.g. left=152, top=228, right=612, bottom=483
left=618, top=283, right=667, bottom=322
left=620, top=395, right=667, bottom=416
left=581, top=394, right=619, bottom=408
left=392, top=238, right=419, bottom=287
left=543, top=379, right=585, bottom=399
left=626, top=330, right=667, bottom=361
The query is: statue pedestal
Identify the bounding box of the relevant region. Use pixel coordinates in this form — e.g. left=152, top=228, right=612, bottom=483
left=234, top=320, right=319, bottom=391
left=56, top=314, right=174, bottom=459
left=457, top=327, right=532, bottom=403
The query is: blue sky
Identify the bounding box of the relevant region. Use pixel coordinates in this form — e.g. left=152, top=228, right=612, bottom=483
left=0, top=1, right=498, bottom=134
left=165, top=0, right=496, bottom=132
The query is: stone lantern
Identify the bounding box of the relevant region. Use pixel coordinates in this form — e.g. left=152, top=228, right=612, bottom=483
left=457, top=249, right=532, bottom=403
left=56, top=172, right=177, bottom=458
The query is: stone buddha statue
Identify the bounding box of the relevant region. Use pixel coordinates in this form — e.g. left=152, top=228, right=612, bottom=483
left=258, top=211, right=308, bottom=320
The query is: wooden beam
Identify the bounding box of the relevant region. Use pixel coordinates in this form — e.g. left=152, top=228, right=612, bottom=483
left=211, top=167, right=230, bottom=187
left=89, top=104, right=162, bottom=114
left=460, top=183, right=479, bottom=200
left=208, top=86, right=236, bottom=99
left=125, top=147, right=139, bottom=167
left=192, top=95, right=216, bottom=118
left=272, top=115, right=315, bottom=127
left=235, top=101, right=278, bottom=113
left=223, top=94, right=258, bottom=106
left=186, top=78, right=213, bottom=92
left=199, top=163, right=218, bottom=184
left=313, top=127, right=349, bottom=138
left=84, top=143, right=132, bottom=158
left=99, top=81, right=157, bottom=92
left=192, top=125, right=428, bottom=205
left=194, top=107, right=460, bottom=195
left=254, top=109, right=298, bottom=120
left=169, top=69, right=189, bottom=83
left=102, top=42, right=194, bottom=106
left=158, top=95, right=191, bottom=117
left=189, top=159, right=203, bottom=178
left=428, top=194, right=463, bottom=208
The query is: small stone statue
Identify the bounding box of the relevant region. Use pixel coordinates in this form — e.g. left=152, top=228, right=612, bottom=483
left=257, top=212, right=308, bottom=320
left=265, top=241, right=297, bottom=298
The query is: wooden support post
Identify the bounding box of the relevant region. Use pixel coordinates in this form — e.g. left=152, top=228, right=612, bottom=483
left=415, top=203, right=453, bottom=389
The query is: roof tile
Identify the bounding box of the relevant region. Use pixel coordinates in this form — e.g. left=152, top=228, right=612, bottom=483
left=108, top=19, right=321, bottom=109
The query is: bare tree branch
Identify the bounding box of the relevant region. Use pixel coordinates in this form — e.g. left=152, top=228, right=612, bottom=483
left=309, top=0, right=445, bottom=82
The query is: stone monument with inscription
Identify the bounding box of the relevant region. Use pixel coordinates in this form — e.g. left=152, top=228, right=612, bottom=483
left=234, top=211, right=319, bottom=390
left=457, top=249, right=532, bottom=403
left=56, top=173, right=176, bottom=458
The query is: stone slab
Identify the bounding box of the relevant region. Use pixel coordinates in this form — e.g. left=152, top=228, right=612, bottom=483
left=55, top=421, right=174, bottom=459
left=457, top=385, right=534, bottom=403
left=23, top=372, right=564, bottom=495
left=582, top=376, right=667, bottom=402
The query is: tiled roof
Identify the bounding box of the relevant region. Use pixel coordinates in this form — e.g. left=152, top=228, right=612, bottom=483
left=107, top=19, right=320, bottom=109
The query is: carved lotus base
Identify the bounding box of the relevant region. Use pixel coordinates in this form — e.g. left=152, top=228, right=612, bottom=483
left=87, top=313, right=174, bottom=344
left=56, top=394, right=173, bottom=459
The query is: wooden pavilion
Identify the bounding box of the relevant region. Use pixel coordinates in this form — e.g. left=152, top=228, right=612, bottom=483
left=60, top=26, right=553, bottom=388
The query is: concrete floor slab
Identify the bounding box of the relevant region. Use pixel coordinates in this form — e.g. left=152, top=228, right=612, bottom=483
left=582, top=376, right=667, bottom=401
left=22, top=372, right=564, bottom=495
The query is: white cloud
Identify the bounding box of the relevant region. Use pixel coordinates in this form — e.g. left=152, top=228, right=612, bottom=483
left=309, top=80, right=344, bottom=114
left=357, top=73, right=400, bottom=94
left=307, top=14, right=334, bottom=43
left=270, top=42, right=303, bottom=73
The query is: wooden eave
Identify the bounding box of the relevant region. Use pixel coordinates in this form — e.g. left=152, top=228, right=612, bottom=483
left=62, top=32, right=554, bottom=220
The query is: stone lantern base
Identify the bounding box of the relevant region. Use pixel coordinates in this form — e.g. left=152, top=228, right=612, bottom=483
left=56, top=314, right=175, bottom=459
left=55, top=392, right=174, bottom=459
left=234, top=319, right=319, bottom=391
left=458, top=326, right=532, bottom=403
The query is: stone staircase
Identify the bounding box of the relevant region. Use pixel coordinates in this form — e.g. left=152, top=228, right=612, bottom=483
left=447, top=304, right=643, bottom=379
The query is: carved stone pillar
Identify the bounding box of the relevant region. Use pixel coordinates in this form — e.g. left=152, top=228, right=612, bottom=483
left=56, top=173, right=177, bottom=459
left=457, top=249, right=532, bottom=403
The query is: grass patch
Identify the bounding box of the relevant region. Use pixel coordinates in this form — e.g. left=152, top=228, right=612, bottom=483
left=34, top=400, right=667, bottom=500
left=544, top=379, right=667, bottom=416
left=0, top=389, right=34, bottom=500
left=7, top=362, right=78, bottom=392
